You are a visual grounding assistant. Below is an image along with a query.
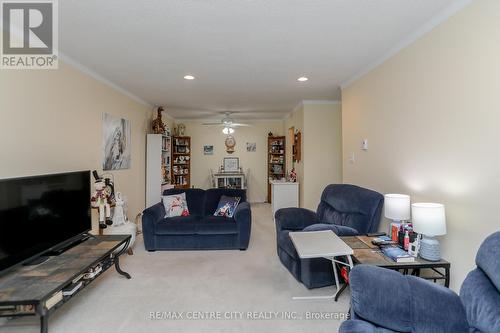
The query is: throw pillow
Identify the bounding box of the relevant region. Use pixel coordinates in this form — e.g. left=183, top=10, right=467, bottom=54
left=213, top=195, right=241, bottom=218
left=162, top=193, right=190, bottom=218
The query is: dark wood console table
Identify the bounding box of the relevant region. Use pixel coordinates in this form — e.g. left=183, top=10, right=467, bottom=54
left=0, top=235, right=131, bottom=333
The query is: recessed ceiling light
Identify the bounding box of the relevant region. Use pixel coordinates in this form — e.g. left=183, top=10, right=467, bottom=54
left=184, top=75, right=195, bottom=80
left=297, top=76, right=308, bottom=82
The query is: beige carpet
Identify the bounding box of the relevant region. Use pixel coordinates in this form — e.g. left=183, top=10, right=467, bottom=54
left=1, top=203, right=350, bottom=333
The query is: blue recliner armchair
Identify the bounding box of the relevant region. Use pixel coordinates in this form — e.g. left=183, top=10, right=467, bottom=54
left=340, top=231, right=500, bottom=333
left=275, top=184, right=384, bottom=289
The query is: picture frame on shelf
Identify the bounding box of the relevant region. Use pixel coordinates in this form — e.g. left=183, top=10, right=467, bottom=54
left=223, top=157, right=239, bottom=172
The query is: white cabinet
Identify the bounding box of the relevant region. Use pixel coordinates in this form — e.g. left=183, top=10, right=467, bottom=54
left=146, top=134, right=172, bottom=208
left=270, top=181, right=299, bottom=216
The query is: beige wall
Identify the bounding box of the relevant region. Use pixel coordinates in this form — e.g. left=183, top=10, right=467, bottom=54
left=180, top=120, right=284, bottom=202
left=342, top=0, right=500, bottom=290
left=0, top=62, right=152, bottom=233
left=302, top=103, right=342, bottom=210
left=284, top=102, right=342, bottom=210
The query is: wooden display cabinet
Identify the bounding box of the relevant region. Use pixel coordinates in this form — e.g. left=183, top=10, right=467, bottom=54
left=171, top=136, right=191, bottom=189
left=267, top=136, right=286, bottom=202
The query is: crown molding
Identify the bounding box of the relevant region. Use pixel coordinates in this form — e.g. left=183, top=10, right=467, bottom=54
left=59, top=52, right=152, bottom=108
left=284, top=99, right=341, bottom=119
left=302, top=100, right=341, bottom=105
left=340, top=0, right=474, bottom=90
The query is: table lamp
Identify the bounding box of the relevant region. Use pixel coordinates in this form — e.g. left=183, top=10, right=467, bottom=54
left=411, top=203, right=446, bottom=261
left=384, top=194, right=411, bottom=222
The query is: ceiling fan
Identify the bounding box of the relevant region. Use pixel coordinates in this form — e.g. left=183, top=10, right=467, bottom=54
left=202, top=112, right=251, bottom=134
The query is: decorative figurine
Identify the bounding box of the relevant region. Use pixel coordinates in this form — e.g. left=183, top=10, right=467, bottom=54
left=288, top=168, right=297, bottom=182
left=177, top=123, right=186, bottom=136
left=152, top=107, right=166, bottom=134
left=268, top=131, right=273, bottom=137
left=112, top=192, right=127, bottom=226
left=91, top=178, right=114, bottom=229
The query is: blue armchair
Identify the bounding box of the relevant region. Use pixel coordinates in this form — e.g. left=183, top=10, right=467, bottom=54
left=340, top=231, right=500, bottom=333
left=275, top=184, right=384, bottom=289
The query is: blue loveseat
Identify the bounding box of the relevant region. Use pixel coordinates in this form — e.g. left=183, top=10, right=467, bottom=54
left=340, top=231, right=500, bottom=333
left=142, top=188, right=251, bottom=251
left=275, top=184, right=384, bottom=289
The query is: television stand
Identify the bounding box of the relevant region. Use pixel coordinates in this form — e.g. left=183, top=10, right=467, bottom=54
left=0, top=235, right=131, bottom=333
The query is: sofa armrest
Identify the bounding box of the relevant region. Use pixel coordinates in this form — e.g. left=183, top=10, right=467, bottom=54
left=349, top=265, right=469, bottom=333
left=275, top=207, right=318, bottom=232
left=339, top=319, right=396, bottom=333
left=234, top=202, right=251, bottom=249
left=303, top=223, right=358, bottom=236
left=142, top=202, right=165, bottom=250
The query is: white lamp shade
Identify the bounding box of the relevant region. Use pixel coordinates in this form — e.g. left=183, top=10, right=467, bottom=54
left=411, top=203, right=446, bottom=236
left=384, top=194, right=410, bottom=220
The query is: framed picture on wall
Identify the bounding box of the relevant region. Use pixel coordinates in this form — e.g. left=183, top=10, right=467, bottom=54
left=102, top=113, right=131, bottom=170
left=246, top=142, right=256, bottom=152
left=223, top=157, right=239, bottom=172
left=204, top=145, right=213, bottom=155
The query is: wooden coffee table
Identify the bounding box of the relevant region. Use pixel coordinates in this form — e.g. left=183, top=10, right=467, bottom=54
left=341, top=235, right=450, bottom=287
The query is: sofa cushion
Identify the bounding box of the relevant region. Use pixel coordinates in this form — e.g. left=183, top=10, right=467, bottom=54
left=213, top=195, right=241, bottom=218
left=163, top=188, right=205, bottom=216
left=316, top=184, right=383, bottom=234
left=155, top=215, right=202, bottom=235
left=197, top=216, right=238, bottom=234
left=204, top=188, right=246, bottom=215
left=278, top=230, right=298, bottom=258
left=162, top=192, right=189, bottom=217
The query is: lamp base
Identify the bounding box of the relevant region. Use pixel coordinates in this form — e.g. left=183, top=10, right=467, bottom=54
left=419, top=235, right=441, bottom=261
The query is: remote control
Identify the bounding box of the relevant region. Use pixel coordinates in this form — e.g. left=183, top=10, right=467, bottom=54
left=366, top=232, right=386, bottom=237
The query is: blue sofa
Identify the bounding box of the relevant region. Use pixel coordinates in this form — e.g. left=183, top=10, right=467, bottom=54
left=275, top=184, right=384, bottom=289
left=142, top=188, right=251, bottom=251
left=340, top=231, right=500, bottom=333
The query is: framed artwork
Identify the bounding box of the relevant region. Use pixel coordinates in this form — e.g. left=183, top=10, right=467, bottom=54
left=246, top=142, right=256, bottom=152
left=203, top=145, right=213, bottom=155
left=102, top=113, right=131, bottom=170
left=223, top=157, right=239, bottom=172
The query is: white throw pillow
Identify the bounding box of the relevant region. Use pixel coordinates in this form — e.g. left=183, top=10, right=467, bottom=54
left=162, top=193, right=190, bottom=218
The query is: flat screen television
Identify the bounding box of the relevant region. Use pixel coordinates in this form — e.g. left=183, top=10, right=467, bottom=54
left=0, top=171, right=91, bottom=273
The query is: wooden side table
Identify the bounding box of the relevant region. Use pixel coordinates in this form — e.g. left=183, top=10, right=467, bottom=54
left=341, top=236, right=450, bottom=287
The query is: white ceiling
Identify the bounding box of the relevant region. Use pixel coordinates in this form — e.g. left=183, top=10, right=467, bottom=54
left=59, top=0, right=463, bottom=119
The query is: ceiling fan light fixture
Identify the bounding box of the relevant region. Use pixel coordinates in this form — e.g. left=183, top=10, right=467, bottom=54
left=184, top=75, right=195, bottom=80
left=222, top=127, right=234, bottom=135
left=297, top=76, right=308, bottom=82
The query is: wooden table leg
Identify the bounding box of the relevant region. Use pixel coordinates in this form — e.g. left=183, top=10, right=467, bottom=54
left=444, top=266, right=450, bottom=288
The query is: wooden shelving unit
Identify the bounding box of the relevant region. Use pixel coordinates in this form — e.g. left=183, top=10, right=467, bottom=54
left=267, top=136, right=286, bottom=203
left=171, top=136, right=191, bottom=188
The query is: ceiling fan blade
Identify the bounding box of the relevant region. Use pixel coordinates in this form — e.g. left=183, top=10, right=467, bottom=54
left=202, top=122, right=223, bottom=126
left=231, top=123, right=251, bottom=127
